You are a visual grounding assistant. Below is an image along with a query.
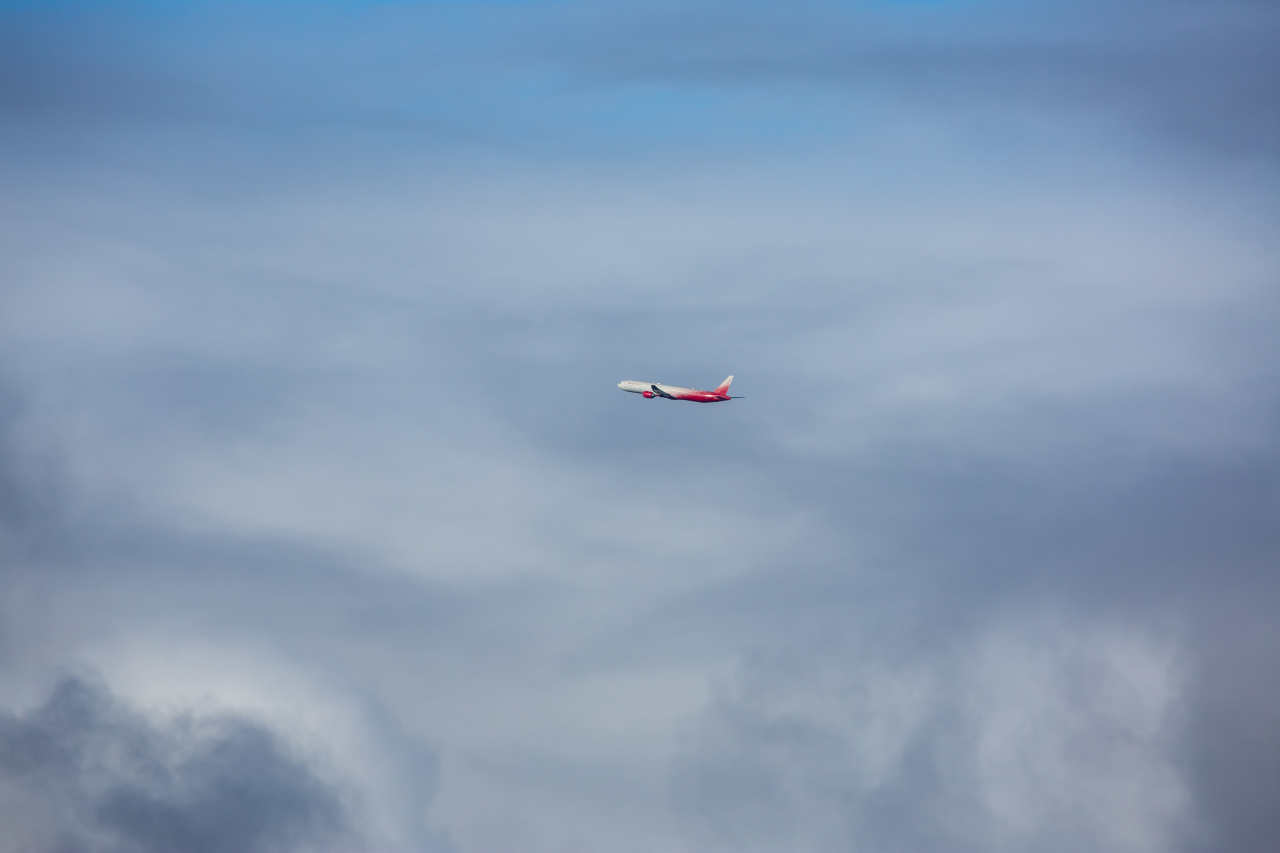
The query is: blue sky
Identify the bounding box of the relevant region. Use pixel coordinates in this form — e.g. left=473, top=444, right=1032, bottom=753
left=2, top=1, right=1278, bottom=851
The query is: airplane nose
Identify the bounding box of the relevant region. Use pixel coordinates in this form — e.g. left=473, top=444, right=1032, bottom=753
left=617, top=382, right=625, bottom=389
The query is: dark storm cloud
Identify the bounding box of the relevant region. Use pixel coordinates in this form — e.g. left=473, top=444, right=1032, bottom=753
left=0, top=675, right=359, bottom=853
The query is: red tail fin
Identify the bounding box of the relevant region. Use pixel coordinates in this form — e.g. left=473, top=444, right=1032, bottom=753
left=713, top=375, right=733, bottom=395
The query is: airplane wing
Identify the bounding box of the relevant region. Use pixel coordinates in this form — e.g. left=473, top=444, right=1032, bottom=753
left=651, top=384, right=677, bottom=399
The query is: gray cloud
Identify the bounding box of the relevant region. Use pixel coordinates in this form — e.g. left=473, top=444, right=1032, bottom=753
left=537, top=0, right=1280, bottom=161
left=0, top=675, right=359, bottom=853
left=3, top=1, right=1277, bottom=161
left=672, top=621, right=1188, bottom=853
left=0, top=388, right=446, bottom=851
left=649, top=448, right=1280, bottom=850
left=1, top=1, right=1278, bottom=850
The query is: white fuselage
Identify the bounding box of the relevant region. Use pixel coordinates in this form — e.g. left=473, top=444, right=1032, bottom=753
left=616, top=380, right=731, bottom=403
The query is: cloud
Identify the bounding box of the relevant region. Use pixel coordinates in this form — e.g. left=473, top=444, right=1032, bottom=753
left=3, top=1, right=1277, bottom=161
left=0, top=675, right=360, bottom=853
left=673, top=620, right=1188, bottom=852
left=536, top=0, right=1280, bottom=162
left=1, top=1, right=1278, bottom=850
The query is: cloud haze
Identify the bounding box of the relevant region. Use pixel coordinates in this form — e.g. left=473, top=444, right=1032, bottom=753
left=1, top=1, right=1278, bottom=851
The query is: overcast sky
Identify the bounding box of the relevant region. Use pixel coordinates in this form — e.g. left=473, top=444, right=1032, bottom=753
left=2, top=1, right=1278, bottom=851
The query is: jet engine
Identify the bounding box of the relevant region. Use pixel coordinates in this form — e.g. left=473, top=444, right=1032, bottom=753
left=642, top=391, right=654, bottom=398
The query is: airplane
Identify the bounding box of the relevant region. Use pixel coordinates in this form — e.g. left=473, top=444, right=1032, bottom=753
left=617, top=376, right=741, bottom=403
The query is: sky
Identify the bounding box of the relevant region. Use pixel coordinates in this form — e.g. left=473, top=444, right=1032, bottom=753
left=1, top=1, right=1278, bottom=851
